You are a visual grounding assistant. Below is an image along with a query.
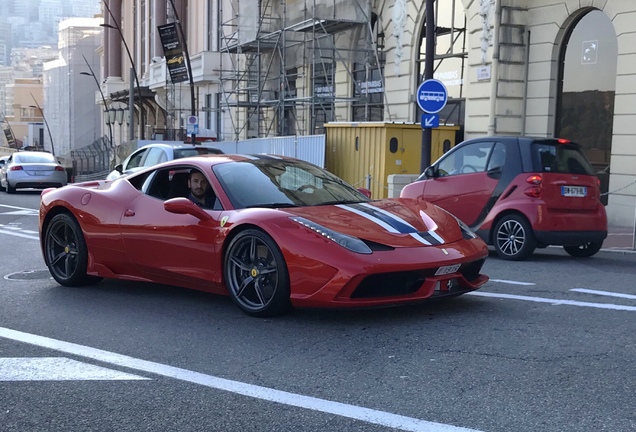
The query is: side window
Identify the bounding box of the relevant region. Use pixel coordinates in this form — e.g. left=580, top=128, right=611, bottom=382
left=144, top=169, right=171, bottom=199
left=125, top=149, right=147, bottom=170
left=437, top=142, right=493, bottom=176
left=143, top=148, right=167, bottom=167
left=487, top=143, right=506, bottom=171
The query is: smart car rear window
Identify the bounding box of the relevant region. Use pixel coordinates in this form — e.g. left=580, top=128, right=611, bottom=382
left=531, top=141, right=594, bottom=175
left=175, top=147, right=223, bottom=159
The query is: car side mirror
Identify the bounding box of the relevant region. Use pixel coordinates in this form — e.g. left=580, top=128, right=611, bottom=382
left=115, top=163, right=123, bottom=174
left=357, top=187, right=372, bottom=199
left=424, top=166, right=438, bottom=178
left=164, top=197, right=213, bottom=221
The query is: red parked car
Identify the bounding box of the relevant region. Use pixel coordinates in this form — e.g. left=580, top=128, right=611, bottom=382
left=400, top=136, right=607, bottom=260
left=39, top=155, right=489, bottom=317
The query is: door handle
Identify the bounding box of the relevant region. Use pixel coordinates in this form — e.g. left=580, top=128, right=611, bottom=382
left=124, top=209, right=135, bottom=217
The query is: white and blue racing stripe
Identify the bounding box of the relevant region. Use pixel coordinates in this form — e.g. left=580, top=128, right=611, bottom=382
left=337, top=203, right=445, bottom=245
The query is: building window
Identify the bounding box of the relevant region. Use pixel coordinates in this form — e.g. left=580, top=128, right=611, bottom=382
left=312, top=61, right=334, bottom=135
left=205, top=94, right=212, bottom=129
left=351, top=62, right=384, bottom=121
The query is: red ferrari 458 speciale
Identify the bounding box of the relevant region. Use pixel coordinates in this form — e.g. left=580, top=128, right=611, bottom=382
left=39, top=154, right=489, bottom=317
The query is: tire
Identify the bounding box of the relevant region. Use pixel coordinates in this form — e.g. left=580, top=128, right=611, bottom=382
left=6, top=182, right=15, bottom=194
left=563, top=242, right=603, bottom=258
left=224, top=229, right=291, bottom=317
left=44, top=213, right=102, bottom=287
left=493, top=214, right=537, bottom=261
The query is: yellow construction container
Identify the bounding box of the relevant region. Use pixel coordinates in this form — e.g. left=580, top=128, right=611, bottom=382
left=325, top=122, right=459, bottom=198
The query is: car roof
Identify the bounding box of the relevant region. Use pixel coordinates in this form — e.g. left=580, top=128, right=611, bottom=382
left=462, top=136, right=575, bottom=145
left=139, top=142, right=221, bottom=150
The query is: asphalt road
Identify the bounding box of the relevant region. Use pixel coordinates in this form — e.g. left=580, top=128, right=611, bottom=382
left=1, top=191, right=635, bottom=432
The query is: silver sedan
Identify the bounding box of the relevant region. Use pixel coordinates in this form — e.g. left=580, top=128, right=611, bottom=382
left=1, top=151, right=67, bottom=194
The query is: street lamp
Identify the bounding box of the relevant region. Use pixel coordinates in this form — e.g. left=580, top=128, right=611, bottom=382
left=101, top=0, right=145, bottom=140
left=29, top=94, right=55, bottom=156
left=80, top=54, right=113, bottom=148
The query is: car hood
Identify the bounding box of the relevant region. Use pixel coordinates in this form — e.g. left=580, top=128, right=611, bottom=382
left=285, top=199, right=464, bottom=247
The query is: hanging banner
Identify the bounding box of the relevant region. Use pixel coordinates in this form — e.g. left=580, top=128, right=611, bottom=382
left=3, top=127, right=17, bottom=148
left=157, top=23, right=188, bottom=83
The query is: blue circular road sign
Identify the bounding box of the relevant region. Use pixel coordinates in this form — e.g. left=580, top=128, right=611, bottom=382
left=416, top=79, right=448, bottom=114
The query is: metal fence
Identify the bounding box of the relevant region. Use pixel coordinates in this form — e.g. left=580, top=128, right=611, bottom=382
left=70, top=135, right=113, bottom=178
left=68, top=134, right=326, bottom=182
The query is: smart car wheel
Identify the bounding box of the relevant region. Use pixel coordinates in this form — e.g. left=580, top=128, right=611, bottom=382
left=493, top=214, right=536, bottom=261
left=224, top=229, right=291, bottom=317
left=44, top=213, right=102, bottom=287
left=563, top=242, right=603, bottom=258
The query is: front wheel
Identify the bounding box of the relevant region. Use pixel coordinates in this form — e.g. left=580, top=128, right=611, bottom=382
left=564, top=242, right=603, bottom=258
left=44, top=213, right=102, bottom=286
left=493, top=214, right=537, bottom=261
left=224, top=229, right=291, bottom=317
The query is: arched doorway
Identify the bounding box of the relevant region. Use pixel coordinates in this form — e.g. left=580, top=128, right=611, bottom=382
left=556, top=9, right=617, bottom=204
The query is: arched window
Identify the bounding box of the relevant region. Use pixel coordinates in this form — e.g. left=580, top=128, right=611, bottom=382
left=556, top=9, right=617, bottom=202
left=417, top=1, right=467, bottom=135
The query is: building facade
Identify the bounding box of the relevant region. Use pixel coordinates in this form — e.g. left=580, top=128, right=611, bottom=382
left=98, top=0, right=636, bottom=231
left=43, top=17, right=103, bottom=159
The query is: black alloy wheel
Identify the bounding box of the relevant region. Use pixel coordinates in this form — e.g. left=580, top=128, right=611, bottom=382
left=44, top=213, right=102, bottom=286
left=493, top=214, right=537, bottom=261
left=224, top=229, right=291, bottom=317
left=563, top=241, right=603, bottom=258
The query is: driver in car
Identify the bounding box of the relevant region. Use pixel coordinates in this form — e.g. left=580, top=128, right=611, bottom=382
left=188, top=170, right=215, bottom=209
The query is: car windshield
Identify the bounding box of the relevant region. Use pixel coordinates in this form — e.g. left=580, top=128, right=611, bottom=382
left=14, top=153, right=56, bottom=164
left=531, top=140, right=595, bottom=175
left=174, top=147, right=223, bottom=159
left=213, top=159, right=370, bottom=209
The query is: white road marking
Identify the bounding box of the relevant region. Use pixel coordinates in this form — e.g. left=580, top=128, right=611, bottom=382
left=0, top=357, right=150, bottom=381
left=0, top=204, right=39, bottom=216
left=1, top=225, right=21, bottom=230
left=0, top=326, right=482, bottom=432
left=0, top=204, right=38, bottom=211
left=570, top=288, right=636, bottom=300
left=0, top=229, right=39, bottom=240
left=468, top=291, right=636, bottom=311
left=489, top=279, right=535, bottom=286
left=0, top=210, right=38, bottom=216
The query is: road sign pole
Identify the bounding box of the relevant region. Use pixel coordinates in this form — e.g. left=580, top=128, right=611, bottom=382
left=421, top=0, right=436, bottom=172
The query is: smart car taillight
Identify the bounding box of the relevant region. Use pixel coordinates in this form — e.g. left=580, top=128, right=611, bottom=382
left=10, top=165, right=23, bottom=171
left=55, top=166, right=65, bottom=171
left=524, top=175, right=542, bottom=198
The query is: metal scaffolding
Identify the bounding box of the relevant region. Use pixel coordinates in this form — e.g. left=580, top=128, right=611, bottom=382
left=219, top=0, right=383, bottom=140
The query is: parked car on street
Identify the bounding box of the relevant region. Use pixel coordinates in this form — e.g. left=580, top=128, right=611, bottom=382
left=105, top=142, right=224, bottom=181
left=39, top=154, right=489, bottom=317
left=400, top=136, right=607, bottom=260
left=0, top=155, right=9, bottom=191
left=1, top=151, right=67, bottom=194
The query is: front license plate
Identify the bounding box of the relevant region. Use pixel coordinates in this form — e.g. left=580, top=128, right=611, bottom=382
left=561, top=186, right=587, bottom=197
left=435, top=264, right=461, bottom=276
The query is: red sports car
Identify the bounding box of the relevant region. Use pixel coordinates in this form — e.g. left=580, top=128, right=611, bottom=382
left=39, top=155, right=489, bottom=317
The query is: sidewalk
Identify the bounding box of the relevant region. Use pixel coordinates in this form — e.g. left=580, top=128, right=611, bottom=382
left=601, top=226, right=635, bottom=252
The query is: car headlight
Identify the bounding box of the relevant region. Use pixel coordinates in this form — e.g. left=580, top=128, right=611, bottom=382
left=291, top=217, right=372, bottom=254
left=437, top=207, right=478, bottom=240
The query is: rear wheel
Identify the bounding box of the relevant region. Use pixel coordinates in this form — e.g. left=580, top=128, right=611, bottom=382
left=6, top=182, right=15, bottom=194
left=563, top=242, right=603, bottom=258
left=224, top=229, right=291, bottom=317
left=493, top=214, right=537, bottom=261
left=44, top=213, right=102, bottom=286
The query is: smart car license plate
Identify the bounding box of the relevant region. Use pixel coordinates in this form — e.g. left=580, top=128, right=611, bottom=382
left=435, top=264, right=461, bottom=276
left=561, top=186, right=587, bottom=197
